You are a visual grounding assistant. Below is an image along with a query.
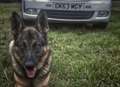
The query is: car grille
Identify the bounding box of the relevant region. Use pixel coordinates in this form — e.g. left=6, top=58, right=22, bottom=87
left=44, top=10, right=94, bottom=19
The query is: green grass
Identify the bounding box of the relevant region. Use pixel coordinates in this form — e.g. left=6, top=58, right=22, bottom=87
left=0, top=3, right=120, bottom=87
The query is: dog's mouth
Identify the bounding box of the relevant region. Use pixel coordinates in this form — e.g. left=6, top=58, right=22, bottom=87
left=25, top=66, right=37, bottom=78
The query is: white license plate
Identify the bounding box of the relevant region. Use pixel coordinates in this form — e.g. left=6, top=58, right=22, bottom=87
left=53, top=3, right=92, bottom=10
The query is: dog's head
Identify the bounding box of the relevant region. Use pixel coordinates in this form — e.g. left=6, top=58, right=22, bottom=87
left=11, top=11, right=49, bottom=78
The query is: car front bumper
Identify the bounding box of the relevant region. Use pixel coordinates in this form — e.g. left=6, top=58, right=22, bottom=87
left=23, top=12, right=110, bottom=23
left=22, top=0, right=111, bottom=23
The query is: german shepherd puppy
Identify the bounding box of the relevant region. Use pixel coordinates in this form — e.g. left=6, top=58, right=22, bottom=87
left=9, top=11, right=52, bottom=87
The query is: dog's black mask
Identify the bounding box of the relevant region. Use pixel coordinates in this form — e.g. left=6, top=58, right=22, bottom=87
left=11, top=11, right=49, bottom=78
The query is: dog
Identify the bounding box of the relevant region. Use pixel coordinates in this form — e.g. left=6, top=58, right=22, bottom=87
left=9, top=11, right=52, bottom=87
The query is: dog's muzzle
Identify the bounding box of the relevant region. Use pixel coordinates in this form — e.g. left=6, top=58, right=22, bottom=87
left=25, top=60, right=37, bottom=79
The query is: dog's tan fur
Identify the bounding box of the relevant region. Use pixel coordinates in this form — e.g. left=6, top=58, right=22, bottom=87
left=14, top=73, right=50, bottom=87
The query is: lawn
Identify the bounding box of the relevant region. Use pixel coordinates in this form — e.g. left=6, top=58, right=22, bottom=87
left=0, top=3, right=120, bottom=87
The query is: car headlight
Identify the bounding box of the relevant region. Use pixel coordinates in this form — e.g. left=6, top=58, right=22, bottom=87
left=24, top=8, right=38, bottom=14
left=97, top=10, right=109, bottom=17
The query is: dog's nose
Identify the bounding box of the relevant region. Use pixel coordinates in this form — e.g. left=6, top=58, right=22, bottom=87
left=25, top=60, right=35, bottom=68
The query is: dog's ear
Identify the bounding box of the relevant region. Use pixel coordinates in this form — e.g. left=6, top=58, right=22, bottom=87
left=11, top=12, right=24, bottom=40
left=35, top=11, right=49, bottom=32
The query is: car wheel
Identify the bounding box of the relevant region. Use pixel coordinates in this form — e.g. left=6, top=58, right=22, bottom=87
left=93, top=22, right=108, bottom=29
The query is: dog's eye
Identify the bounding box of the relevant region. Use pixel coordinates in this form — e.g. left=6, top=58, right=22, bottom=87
left=32, top=40, right=40, bottom=48
left=32, top=42, right=37, bottom=48
left=22, top=40, right=27, bottom=48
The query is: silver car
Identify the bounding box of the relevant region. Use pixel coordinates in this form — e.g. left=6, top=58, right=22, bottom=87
left=22, top=0, right=111, bottom=28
